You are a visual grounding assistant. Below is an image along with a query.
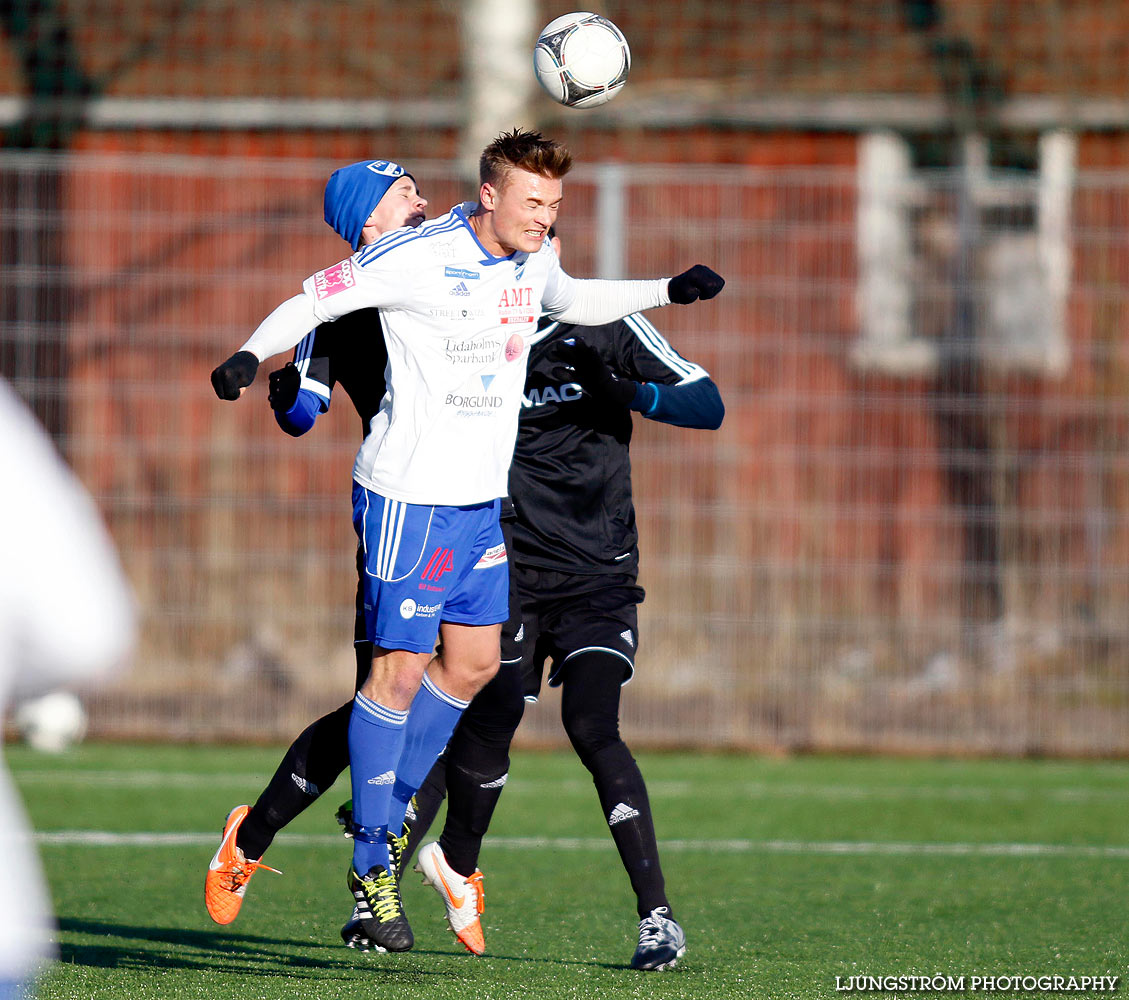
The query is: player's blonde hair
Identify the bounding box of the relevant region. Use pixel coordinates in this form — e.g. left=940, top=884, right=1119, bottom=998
left=479, top=128, right=573, bottom=190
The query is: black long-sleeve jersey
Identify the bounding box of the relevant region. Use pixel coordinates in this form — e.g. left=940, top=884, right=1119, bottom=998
left=512, top=315, right=721, bottom=577
left=280, top=311, right=723, bottom=579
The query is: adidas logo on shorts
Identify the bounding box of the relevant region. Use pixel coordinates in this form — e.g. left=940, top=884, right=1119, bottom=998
left=367, top=770, right=396, bottom=786
left=608, top=801, right=641, bottom=826
left=479, top=773, right=509, bottom=790
left=620, top=629, right=635, bottom=648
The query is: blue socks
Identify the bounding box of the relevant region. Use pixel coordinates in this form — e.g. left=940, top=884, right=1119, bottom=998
left=348, top=676, right=469, bottom=875
left=388, top=673, right=469, bottom=838
left=348, top=692, right=407, bottom=874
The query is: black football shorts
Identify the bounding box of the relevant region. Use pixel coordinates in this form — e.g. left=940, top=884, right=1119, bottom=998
left=508, top=564, right=644, bottom=702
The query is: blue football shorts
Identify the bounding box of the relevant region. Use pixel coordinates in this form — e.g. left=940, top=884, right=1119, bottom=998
left=352, top=483, right=509, bottom=654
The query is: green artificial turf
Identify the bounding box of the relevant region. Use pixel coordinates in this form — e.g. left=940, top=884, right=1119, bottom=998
left=6, top=744, right=1127, bottom=999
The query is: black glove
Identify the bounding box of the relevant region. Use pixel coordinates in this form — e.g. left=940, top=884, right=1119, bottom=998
left=668, top=264, right=725, bottom=304
left=211, top=351, right=259, bottom=400
left=268, top=362, right=302, bottom=413
left=549, top=337, right=636, bottom=410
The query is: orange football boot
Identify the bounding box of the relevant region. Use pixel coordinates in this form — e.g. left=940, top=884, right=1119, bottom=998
left=204, top=804, right=280, bottom=924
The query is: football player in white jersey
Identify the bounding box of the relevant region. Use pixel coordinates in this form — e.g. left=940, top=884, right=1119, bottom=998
left=211, top=128, right=725, bottom=951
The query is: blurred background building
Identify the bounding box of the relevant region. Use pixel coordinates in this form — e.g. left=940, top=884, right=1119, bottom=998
left=2, top=0, right=1129, bottom=754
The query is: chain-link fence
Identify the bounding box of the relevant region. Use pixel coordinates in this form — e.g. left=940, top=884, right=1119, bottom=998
left=3, top=149, right=1128, bottom=753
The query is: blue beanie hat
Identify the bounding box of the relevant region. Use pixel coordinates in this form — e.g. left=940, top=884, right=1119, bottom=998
left=323, top=159, right=414, bottom=251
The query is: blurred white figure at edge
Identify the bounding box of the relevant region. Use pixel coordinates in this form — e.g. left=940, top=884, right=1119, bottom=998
left=0, top=377, right=136, bottom=999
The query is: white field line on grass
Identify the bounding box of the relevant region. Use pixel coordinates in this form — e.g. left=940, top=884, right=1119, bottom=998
left=12, top=771, right=1129, bottom=804
left=33, top=831, right=1129, bottom=858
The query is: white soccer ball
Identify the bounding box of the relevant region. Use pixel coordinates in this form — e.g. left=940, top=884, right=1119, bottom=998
left=534, top=12, right=631, bottom=109
left=14, top=691, right=88, bottom=753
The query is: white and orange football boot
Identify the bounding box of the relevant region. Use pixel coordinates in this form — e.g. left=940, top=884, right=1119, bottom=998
left=414, top=841, right=486, bottom=956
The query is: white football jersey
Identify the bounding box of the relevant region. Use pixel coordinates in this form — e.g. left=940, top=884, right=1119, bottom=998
left=303, top=203, right=572, bottom=506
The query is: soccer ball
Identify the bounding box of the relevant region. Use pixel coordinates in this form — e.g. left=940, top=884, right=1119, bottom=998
left=14, top=691, right=88, bottom=753
left=534, top=12, right=630, bottom=109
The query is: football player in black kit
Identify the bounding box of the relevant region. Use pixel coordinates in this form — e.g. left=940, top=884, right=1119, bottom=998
left=211, top=191, right=724, bottom=969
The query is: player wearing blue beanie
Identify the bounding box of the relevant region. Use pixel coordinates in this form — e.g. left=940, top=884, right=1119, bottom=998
left=204, top=160, right=427, bottom=932
left=324, top=159, right=418, bottom=251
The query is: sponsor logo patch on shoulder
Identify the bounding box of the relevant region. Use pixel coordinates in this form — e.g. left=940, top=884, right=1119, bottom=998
left=313, top=259, right=355, bottom=300
left=473, top=542, right=507, bottom=570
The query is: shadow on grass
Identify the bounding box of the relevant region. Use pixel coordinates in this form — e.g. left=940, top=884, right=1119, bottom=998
left=57, top=917, right=645, bottom=976
left=55, top=917, right=448, bottom=981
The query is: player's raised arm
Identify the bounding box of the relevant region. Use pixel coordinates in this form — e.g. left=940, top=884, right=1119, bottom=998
left=211, top=159, right=426, bottom=403
left=548, top=335, right=724, bottom=430
left=211, top=293, right=321, bottom=400
left=211, top=249, right=408, bottom=402
left=542, top=264, right=724, bottom=328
